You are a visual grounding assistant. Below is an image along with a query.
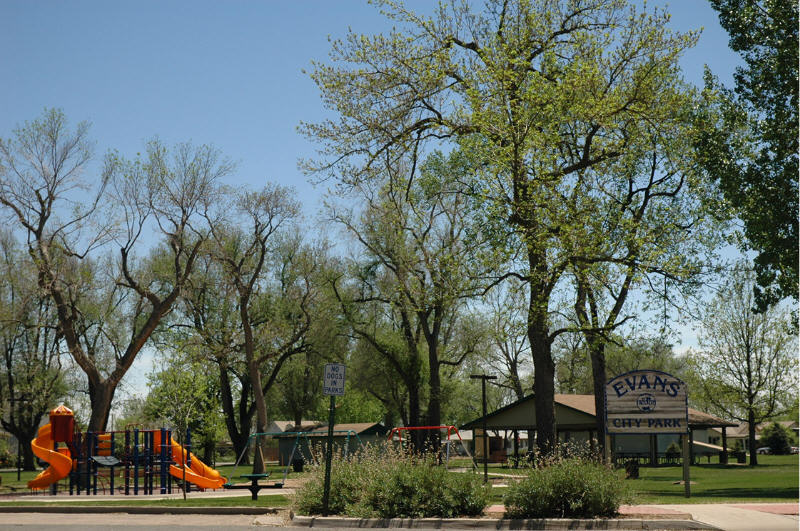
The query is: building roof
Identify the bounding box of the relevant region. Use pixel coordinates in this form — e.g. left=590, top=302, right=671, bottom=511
left=278, top=422, right=389, bottom=438
left=461, top=394, right=736, bottom=431
left=266, top=420, right=323, bottom=433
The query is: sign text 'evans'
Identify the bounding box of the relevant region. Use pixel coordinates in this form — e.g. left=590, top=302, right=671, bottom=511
left=605, top=370, right=688, bottom=434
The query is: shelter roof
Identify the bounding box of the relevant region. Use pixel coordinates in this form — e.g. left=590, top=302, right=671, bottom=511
left=461, top=394, right=736, bottom=431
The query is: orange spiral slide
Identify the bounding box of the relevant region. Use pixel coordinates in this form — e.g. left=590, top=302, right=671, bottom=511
left=27, top=423, right=72, bottom=490
left=153, top=432, right=227, bottom=489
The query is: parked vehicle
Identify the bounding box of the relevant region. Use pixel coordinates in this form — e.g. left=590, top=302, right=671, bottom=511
left=756, top=447, right=772, bottom=454
left=791, top=447, right=798, bottom=454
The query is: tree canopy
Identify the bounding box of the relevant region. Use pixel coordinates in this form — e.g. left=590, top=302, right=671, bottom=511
left=698, top=0, right=798, bottom=307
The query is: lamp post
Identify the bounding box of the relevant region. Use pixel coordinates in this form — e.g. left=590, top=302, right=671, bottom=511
left=470, top=374, right=496, bottom=484
left=8, top=395, right=31, bottom=481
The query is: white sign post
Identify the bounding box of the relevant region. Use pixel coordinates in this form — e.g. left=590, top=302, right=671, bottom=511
left=605, top=369, right=690, bottom=497
left=323, top=363, right=346, bottom=396
left=322, top=363, right=345, bottom=515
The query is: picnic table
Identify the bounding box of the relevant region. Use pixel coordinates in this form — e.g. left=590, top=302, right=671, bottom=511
left=224, top=473, right=283, bottom=500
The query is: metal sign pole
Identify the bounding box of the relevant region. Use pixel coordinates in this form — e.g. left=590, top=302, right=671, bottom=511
left=321, top=363, right=345, bottom=516
left=682, top=433, right=691, bottom=498
left=322, top=394, right=336, bottom=516
left=470, top=374, right=497, bottom=484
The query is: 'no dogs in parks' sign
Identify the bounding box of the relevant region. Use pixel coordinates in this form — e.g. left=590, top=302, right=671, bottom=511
left=605, top=370, right=688, bottom=434
left=323, top=363, right=346, bottom=396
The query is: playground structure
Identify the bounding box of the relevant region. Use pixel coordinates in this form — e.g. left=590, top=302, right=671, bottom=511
left=28, top=405, right=226, bottom=494
left=387, top=425, right=475, bottom=468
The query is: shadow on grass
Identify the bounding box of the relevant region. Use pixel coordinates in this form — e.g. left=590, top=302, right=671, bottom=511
left=697, top=487, right=798, bottom=499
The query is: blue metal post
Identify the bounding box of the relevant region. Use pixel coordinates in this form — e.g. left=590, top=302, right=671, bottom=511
left=124, top=430, right=130, bottom=495
left=133, top=429, right=139, bottom=495
left=160, top=428, right=167, bottom=494
left=185, top=427, right=191, bottom=494
left=110, top=432, right=115, bottom=495
left=166, top=428, right=173, bottom=494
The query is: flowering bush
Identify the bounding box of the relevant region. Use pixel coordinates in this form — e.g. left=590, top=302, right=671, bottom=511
left=293, top=444, right=489, bottom=518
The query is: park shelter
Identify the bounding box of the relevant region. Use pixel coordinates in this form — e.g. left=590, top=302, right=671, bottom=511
left=461, top=394, right=736, bottom=464
left=276, top=422, right=389, bottom=465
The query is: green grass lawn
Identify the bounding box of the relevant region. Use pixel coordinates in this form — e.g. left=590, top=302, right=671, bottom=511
left=0, top=469, right=43, bottom=494
left=486, top=454, right=799, bottom=505
left=630, top=454, right=799, bottom=504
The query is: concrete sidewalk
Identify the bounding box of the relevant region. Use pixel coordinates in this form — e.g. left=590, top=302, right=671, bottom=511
left=652, top=503, right=799, bottom=531
left=487, top=501, right=799, bottom=530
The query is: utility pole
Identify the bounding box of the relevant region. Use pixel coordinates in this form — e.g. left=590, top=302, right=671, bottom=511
left=470, top=374, right=496, bottom=484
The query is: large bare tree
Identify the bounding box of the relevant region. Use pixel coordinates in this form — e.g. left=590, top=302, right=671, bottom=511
left=0, top=109, right=230, bottom=431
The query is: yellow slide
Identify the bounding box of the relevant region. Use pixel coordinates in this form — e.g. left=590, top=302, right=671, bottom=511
left=166, top=437, right=227, bottom=490
left=27, top=423, right=73, bottom=490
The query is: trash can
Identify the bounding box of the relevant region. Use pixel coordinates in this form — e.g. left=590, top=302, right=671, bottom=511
left=50, top=405, right=75, bottom=443
left=624, top=460, right=639, bottom=479
left=292, top=458, right=304, bottom=473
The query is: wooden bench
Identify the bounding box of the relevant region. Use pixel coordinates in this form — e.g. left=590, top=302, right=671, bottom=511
left=224, top=473, right=283, bottom=500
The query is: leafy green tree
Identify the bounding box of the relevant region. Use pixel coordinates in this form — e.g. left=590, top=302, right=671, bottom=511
left=144, top=348, right=225, bottom=496
left=759, top=422, right=795, bottom=455
left=302, top=0, right=699, bottom=453
left=329, top=150, right=486, bottom=449
left=689, top=265, right=798, bottom=465
left=175, top=250, right=256, bottom=463
left=0, top=231, right=67, bottom=470
left=696, top=0, right=798, bottom=307
left=556, top=335, right=688, bottom=394
left=568, top=118, right=723, bottom=449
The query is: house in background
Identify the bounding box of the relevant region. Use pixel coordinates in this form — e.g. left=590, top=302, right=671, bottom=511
left=264, top=420, right=322, bottom=434
left=276, top=422, right=389, bottom=465
left=709, top=420, right=800, bottom=451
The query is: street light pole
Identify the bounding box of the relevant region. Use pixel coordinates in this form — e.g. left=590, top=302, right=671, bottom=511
left=470, top=374, right=496, bottom=484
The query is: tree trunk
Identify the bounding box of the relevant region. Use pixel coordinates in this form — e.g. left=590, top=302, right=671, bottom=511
left=87, top=379, right=117, bottom=433
left=748, top=409, right=758, bottom=466
left=9, top=426, right=38, bottom=471
left=202, top=439, right=216, bottom=465
left=526, top=236, right=556, bottom=456
left=529, top=305, right=556, bottom=456
left=218, top=364, right=252, bottom=464
left=22, top=438, right=36, bottom=470
left=240, top=289, right=268, bottom=474
left=589, top=340, right=608, bottom=456
left=426, top=358, right=442, bottom=452
left=248, top=358, right=267, bottom=474
left=408, top=384, right=423, bottom=451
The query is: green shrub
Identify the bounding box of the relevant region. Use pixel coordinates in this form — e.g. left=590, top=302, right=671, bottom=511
left=293, top=444, right=489, bottom=518
left=665, top=442, right=682, bottom=459
left=503, top=458, right=632, bottom=519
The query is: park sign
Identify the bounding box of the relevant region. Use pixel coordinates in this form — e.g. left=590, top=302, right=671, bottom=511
left=605, top=370, right=688, bottom=434
left=323, top=363, right=346, bottom=396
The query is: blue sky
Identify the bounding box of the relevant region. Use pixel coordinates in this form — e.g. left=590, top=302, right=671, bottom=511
left=1, top=1, right=743, bottom=402
left=1, top=0, right=740, bottom=215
